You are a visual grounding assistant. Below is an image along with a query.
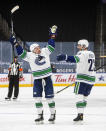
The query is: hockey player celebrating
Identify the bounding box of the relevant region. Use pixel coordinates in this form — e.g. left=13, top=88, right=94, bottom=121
left=9, top=25, right=58, bottom=124
left=57, top=39, right=96, bottom=122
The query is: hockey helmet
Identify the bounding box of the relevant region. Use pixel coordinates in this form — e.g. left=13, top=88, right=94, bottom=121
left=30, top=43, right=39, bottom=52
left=78, top=39, right=89, bottom=48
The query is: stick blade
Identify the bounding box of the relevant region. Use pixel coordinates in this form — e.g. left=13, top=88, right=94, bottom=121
left=11, top=5, right=19, bottom=14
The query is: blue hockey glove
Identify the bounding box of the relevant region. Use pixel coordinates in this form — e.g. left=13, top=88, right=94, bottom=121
left=9, top=35, right=17, bottom=46
left=57, top=54, right=67, bottom=61
left=49, top=25, right=58, bottom=38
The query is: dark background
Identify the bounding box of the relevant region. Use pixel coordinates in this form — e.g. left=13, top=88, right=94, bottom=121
left=0, top=0, right=100, bottom=42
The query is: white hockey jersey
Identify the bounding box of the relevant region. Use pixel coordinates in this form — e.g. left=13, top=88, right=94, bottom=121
left=75, top=50, right=96, bottom=84
left=20, top=45, right=54, bottom=79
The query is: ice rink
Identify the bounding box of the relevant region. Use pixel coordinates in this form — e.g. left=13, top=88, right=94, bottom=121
left=0, top=86, right=106, bottom=131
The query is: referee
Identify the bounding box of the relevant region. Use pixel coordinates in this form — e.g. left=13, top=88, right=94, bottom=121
left=5, top=56, right=23, bottom=100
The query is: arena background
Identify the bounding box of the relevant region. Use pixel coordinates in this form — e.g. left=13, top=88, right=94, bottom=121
left=0, top=1, right=106, bottom=131
left=0, top=0, right=106, bottom=73
left=0, top=0, right=106, bottom=87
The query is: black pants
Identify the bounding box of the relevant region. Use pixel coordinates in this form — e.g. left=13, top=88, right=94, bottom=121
left=7, top=76, right=19, bottom=98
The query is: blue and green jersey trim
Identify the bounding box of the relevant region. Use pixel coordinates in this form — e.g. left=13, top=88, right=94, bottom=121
left=32, top=67, right=52, bottom=77
left=20, top=50, right=27, bottom=59
left=66, top=56, right=80, bottom=63
left=19, top=45, right=55, bottom=59
left=47, top=45, right=55, bottom=53
left=74, top=56, right=80, bottom=63
left=77, top=74, right=95, bottom=82
left=74, top=82, right=80, bottom=94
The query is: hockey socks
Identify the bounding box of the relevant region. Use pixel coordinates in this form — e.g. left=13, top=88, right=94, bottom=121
left=35, top=100, right=44, bottom=124
left=35, top=98, right=56, bottom=123
left=47, top=98, right=56, bottom=114
left=47, top=98, right=56, bottom=123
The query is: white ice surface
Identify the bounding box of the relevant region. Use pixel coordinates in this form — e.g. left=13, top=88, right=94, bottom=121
left=0, top=86, right=106, bottom=131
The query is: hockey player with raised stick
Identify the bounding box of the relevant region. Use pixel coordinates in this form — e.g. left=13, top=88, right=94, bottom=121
left=57, top=39, right=96, bottom=122
left=9, top=25, right=58, bottom=124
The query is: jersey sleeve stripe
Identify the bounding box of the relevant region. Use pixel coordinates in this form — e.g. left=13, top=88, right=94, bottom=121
left=47, top=45, right=55, bottom=52
left=74, top=56, right=80, bottom=63
left=20, top=50, right=27, bottom=59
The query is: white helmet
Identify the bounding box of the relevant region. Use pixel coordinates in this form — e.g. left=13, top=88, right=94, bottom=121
left=30, top=43, right=39, bottom=52
left=78, top=39, right=89, bottom=48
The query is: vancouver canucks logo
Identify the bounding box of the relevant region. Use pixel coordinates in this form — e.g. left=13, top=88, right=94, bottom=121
left=35, top=55, right=46, bottom=65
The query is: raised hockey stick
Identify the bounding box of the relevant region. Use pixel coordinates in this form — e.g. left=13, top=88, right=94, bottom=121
left=11, top=5, right=19, bottom=34
left=11, top=5, right=19, bottom=61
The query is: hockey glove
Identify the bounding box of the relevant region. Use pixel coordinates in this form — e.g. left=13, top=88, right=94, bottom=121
left=49, top=25, right=58, bottom=39
left=57, top=54, right=67, bottom=61
left=9, top=35, right=17, bottom=46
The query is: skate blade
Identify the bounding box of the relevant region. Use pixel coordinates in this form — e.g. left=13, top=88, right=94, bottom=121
left=49, top=121, right=55, bottom=124
left=73, top=120, right=83, bottom=125
left=13, top=99, right=17, bottom=101
left=5, top=99, right=11, bottom=101
left=35, top=120, right=44, bottom=125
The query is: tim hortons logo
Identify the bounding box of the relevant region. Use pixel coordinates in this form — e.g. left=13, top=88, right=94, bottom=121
left=0, top=77, right=25, bottom=82
left=55, top=74, right=76, bottom=83
left=0, top=77, right=8, bottom=82
left=19, top=77, right=25, bottom=81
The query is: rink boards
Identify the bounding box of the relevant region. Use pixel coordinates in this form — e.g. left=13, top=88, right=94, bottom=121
left=0, top=73, right=106, bottom=87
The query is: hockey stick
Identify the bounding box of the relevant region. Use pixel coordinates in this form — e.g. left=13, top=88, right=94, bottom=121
left=55, top=82, right=75, bottom=94
left=95, top=64, right=106, bottom=71
left=11, top=5, right=19, bottom=34
left=11, top=5, right=19, bottom=61
left=55, top=64, right=106, bottom=94
left=49, top=64, right=106, bottom=96
left=47, top=82, right=75, bottom=97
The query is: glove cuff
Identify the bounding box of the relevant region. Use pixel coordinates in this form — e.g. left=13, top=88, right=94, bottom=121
left=50, top=33, right=57, bottom=39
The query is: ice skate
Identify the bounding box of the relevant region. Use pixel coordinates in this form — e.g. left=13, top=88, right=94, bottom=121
left=5, top=97, right=11, bottom=101
left=13, top=97, right=17, bottom=100
left=35, top=112, right=44, bottom=124
left=48, top=112, right=56, bottom=124
left=73, top=113, right=83, bottom=121
left=73, top=113, right=83, bottom=124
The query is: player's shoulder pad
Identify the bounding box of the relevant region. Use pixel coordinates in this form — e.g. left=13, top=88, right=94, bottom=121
left=41, top=47, right=47, bottom=52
